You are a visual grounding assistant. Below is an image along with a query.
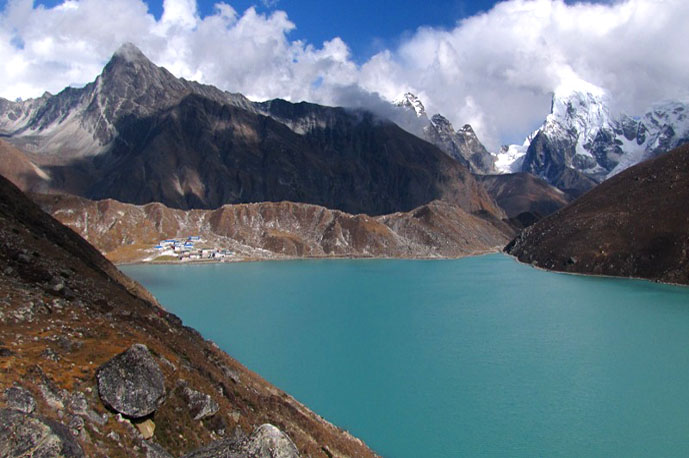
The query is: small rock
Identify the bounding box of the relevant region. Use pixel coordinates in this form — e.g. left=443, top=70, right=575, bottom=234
left=97, top=344, right=166, bottom=418
left=68, top=391, right=89, bottom=415
left=244, top=424, right=300, bottom=458
left=135, top=418, right=156, bottom=440
left=182, top=386, right=220, bottom=421
left=69, top=415, right=85, bottom=432
left=143, top=441, right=174, bottom=458
left=181, top=423, right=299, bottom=458
left=41, top=347, right=60, bottom=362
left=0, top=409, right=84, bottom=457
left=4, top=386, right=36, bottom=414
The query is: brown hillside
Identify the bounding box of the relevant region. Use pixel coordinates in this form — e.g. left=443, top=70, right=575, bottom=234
left=33, top=194, right=512, bottom=264
left=0, top=174, right=375, bottom=456
left=505, top=144, right=689, bottom=285
left=477, top=173, right=570, bottom=226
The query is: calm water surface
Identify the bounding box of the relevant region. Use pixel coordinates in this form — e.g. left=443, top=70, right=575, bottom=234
left=122, top=255, right=689, bottom=457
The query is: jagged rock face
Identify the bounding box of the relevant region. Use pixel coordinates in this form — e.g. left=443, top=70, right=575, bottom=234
left=0, top=175, right=375, bottom=457
left=394, top=94, right=497, bottom=174
left=96, top=344, right=166, bottom=418
left=495, top=84, right=689, bottom=190
left=33, top=194, right=512, bottom=263
left=505, top=143, right=689, bottom=285
left=0, top=43, right=251, bottom=158
left=0, top=45, right=500, bottom=219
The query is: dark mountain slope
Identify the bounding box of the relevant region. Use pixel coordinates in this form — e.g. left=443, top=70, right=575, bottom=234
left=0, top=174, right=375, bottom=456
left=477, top=173, right=571, bottom=227
left=506, top=144, right=689, bottom=285
left=44, top=92, right=503, bottom=217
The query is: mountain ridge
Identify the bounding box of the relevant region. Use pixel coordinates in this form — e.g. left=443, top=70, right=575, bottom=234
left=0, top=44, right=504, bottom=221
left=505, top=143, right=689, bottom=285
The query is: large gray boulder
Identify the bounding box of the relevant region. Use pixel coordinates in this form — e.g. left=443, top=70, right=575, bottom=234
left=182, top=423, right=299, bottom=458
left=0, top=409, right=84, bottom=457
left=96, top=344, right=166, bottom=418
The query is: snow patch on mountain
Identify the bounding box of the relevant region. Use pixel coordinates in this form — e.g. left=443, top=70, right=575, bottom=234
left=493, top=79, right=689, bottom=182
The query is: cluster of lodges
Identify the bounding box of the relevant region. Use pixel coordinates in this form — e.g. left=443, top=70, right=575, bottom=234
left=154, top=236, right=232, bottom=261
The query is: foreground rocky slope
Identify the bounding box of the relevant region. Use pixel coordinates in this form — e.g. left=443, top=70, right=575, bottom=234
left=33, top=193, right=512, bottom=264
left=0, top=174, right=375, bottom=456
left=506, top=144, right=689, bottom=285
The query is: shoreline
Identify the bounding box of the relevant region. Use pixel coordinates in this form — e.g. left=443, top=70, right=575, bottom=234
left=114, top=247, right=506, bottom=267
left=504, top=252, right=689, bottom=289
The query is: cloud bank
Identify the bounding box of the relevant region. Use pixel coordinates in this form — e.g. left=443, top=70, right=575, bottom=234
left=1, top=0, right=688, bottom=149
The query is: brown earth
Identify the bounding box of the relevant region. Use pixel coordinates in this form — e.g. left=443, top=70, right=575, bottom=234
left=0, top=139, right=50, bottom=193
left=505, top=144, right=689, bottom=285
left=33, top=193, right=513, bottom=264
left=0, top=174, right=376, bottom=456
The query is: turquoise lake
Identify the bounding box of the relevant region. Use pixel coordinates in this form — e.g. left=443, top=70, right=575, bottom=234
left=122, top=254, right=689, bottom=457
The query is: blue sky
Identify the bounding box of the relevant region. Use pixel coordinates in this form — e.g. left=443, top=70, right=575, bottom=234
left=1, top=0, right=686, bottom=149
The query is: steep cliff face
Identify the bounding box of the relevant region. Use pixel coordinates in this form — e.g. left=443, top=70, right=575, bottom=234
left=34, top=194, right=512, bottom=264
left=505, top=144, right=689, bottom=285
left=0, top=175, right=375, bottom=456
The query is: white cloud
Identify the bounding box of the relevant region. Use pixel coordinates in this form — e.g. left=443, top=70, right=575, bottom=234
left=1, top=0, right=688, bottom=149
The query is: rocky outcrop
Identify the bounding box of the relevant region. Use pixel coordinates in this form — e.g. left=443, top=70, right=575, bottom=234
left=183, top=424, right=299, bottom=458
left=0, top=409, right=84, bottom=457
left=0, top=172, right=375, bottom=456
left=506, top=144, right=689, bottom=285
left=97, top=344, right=166, bottom=418
left=393, top=93, right=497, bottom=174
left=33, top=194, right=513, bottom=263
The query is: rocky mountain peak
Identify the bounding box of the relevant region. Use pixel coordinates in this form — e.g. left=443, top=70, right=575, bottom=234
left=459, top=124, right=476, bottom=135
left=430, top=113, right=454, bottom=133
left=394, top=92, right=427, bottom=118
left=112, top=42, right=150, bottom=64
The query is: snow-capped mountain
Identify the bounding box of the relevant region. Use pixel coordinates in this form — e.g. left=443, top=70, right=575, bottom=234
left=393, top=92, right=427, bottom=118
left=393, top=93, right=496, bottom=174
left=493, top=81, right=689, bottom=193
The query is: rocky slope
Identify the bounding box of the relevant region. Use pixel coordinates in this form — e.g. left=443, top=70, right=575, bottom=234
left=0, top=45, right=502, bottom=221
left=494, top=82, right=689, bottom=194
left=33, top=193, right=512, bottom=264
left=393, top=93, right=497, bottom=174
left=0, top=174, right=376, bottom=456
left=505, top=144, right=689, bottom=285
left=477, top=173, right=570, bottom=227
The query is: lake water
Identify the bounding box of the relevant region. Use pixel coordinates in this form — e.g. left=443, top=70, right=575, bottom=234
left=122, top=255, right=689, bottom=457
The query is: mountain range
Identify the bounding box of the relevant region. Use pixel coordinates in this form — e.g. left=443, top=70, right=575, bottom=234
left=0, top=44, right=503, bottom=223
left=493, top=82, right=689, bottom=195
